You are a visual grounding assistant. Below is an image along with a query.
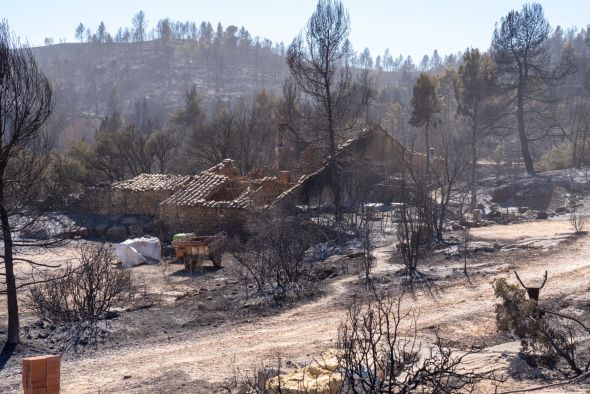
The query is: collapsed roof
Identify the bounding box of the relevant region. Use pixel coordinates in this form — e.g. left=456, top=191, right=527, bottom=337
left=158, top=159, right=293, bottom=210
left=113, top=174, right=192, bottom=192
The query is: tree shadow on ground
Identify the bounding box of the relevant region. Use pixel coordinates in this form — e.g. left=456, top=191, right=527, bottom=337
left=168, top=265, right=222, bottom=278
left=0, top=342, right=17, bottom=371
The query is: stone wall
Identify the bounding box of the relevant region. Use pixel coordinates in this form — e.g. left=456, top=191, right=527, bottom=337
left=159, top=205, right=248, bottom=240
left=77, top=187, right=175, bottom=216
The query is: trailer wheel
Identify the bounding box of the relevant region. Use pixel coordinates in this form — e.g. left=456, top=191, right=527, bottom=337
left=211, top=253, right=222, bottom=267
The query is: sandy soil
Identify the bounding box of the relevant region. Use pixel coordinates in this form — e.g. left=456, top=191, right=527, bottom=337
left=2, top=219, right=590, bottom=393
left=470, top=219, right=574, bottom=241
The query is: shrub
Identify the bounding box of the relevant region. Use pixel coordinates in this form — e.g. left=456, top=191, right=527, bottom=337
left=493, top=277, right=590, bottom=376
left=230, top=211, right=317, bottom=303
left=338, top=294, right=498, bottom=392
left=493, top=278, right=538, bottom=338
left=536, top=142, right=590, bottom=172
left=536, top=143, right=573, bottom=172
left=29, top=243, right=136, bottom=349
left=570, top=206, right=588, bottom=236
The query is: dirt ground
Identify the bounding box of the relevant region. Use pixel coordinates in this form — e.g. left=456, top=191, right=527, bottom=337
left=1, top=218, right=590, bottom=393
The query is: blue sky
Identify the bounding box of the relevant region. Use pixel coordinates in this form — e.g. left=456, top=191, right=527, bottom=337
left=3, top=0, right=589, bottom=59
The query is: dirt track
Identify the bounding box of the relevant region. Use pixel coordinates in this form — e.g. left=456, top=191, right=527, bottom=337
left=1, top=219, right=589, bottom=393
left=54, top=220, right=590, bottom=393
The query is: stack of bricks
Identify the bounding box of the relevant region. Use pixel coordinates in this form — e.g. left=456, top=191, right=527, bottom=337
left=22, top=355, right=60, bottom=394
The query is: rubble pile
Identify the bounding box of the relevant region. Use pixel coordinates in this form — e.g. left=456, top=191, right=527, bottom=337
left=266, top=350, right=342, bottom=394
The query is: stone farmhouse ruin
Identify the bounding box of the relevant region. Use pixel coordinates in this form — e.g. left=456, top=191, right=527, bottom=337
left=273, top=125, right=435, bottom=208
left=77, top=125, right=434, bottom=238
left=77, top=159, right=294, bottom=237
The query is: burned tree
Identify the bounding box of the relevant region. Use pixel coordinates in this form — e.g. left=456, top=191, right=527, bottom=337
left=409, top=73, right=439, bottom=184
left=229, top=209, right=317, bottom=303
left=454, top=48, right=501, bottom=208
left=491, top=3, right=574, bottom=175
left=431, top=134, right=469, bottom=242
left=0, top=23, right=53, bottom=345
left=287, top=0, right=352, bottom=220
left=395, top=156, right=435, bottom=286
left=338, top=294, right=500, bottom=393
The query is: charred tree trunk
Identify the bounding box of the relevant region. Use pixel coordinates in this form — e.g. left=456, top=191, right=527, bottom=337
left=325, top=71, right=342, bottom=221
left=425, top=122, right=432, bottom=186
left=0, top=184, right=19, bottom=344
left=470, top=120, right=477, bottom=209
left=516, top=84, right=535, bottom=175
left=0, top=22, right=54, bottom=345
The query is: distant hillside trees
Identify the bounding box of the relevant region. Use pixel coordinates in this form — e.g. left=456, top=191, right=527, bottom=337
left=132, top=10, right=147, bottom=42
left=75, top=23, right=85, bottom=43
left=171, top=87, right=278, bottom=173
left=31, top=1, right=590, bottom=187
left=96, top=21, right=111, bottom=43
left=70, top=97, right=179, bottom=182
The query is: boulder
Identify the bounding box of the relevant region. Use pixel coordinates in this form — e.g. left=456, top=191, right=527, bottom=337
left=86, top=228, right=96, bottom=238
left=141, top=220, right=158, bottom=235
left=486, top=210, right=502, bottom=219
left=452, top=223, right=464, bottom=231
left=555, top=206, right=568, bottom=214
left=492, top=177, right=556, bottom=210
left=127, top=223, right=144, bottom=237
left=121, top=216, right=141, bottom=225
left=536, top=211, right=548, bottom=220
left=75, top=227, right=89, bottom=238
left=20, top=228, right=50, bottom=240
left=517, top=207, right=528, bottom=214
left=105, top=225, right=128, bottom=241
left=266, top=350, right=342, bottom=394
left=95, top=223, right=109, bottom=236
left=508, top=356, right=544, bottom=379
left=482, top=220, right=497, bottom=226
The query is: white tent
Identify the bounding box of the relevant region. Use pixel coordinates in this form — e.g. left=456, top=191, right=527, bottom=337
left=115, top=237, right=161, bottom=268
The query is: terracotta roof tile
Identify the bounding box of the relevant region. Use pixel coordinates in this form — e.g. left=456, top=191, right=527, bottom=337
left=113, top=174, right=191, bottom=192
left=161, top=172, right=228, bottom=207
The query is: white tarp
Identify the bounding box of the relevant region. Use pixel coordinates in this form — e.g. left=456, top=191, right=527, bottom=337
left=115, top=237, right=161, bottom=268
